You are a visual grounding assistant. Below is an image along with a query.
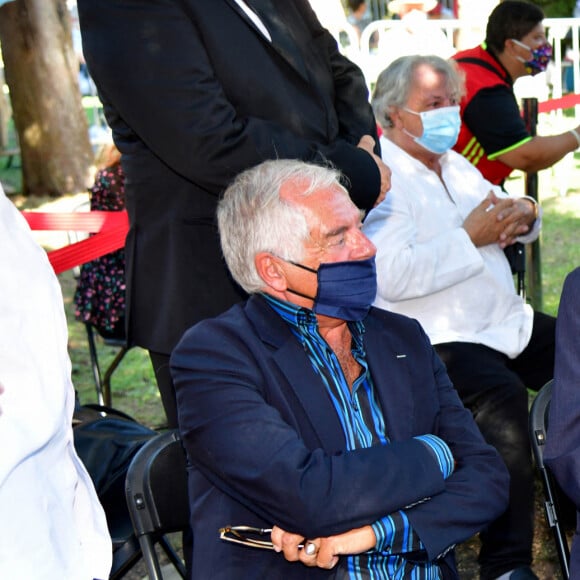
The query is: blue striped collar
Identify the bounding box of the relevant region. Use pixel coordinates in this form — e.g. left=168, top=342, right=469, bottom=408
left=260, top=293, right=366, bottom=345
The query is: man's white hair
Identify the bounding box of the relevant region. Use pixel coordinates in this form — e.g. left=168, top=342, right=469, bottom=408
left=217, top=159, right=345, bottom=293
left=372, top=54, right=465, bottom=131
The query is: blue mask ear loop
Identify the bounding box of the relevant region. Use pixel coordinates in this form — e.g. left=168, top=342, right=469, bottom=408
left=286, top=260, right=317, bottom=274
left=283, top=260, right=318, bottom=301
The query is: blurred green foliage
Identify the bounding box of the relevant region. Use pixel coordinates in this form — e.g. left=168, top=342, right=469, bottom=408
left=535, top=0, right=576, bottom=18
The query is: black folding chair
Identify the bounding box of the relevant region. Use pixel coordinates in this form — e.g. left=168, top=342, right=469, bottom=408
left=84, top=321, right=130, bottom=407
left=505, top=241, right=526, bottom=299
left=74, top=403, right=159, bottom=579
left=529, top=379, right=573, bottom=579
left=125, top=429, right=189, bottom=580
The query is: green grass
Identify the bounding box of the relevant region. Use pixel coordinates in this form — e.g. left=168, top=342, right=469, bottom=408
left=0, top=115, right=21, bottom=193
left=0, top=157, right=21, bottom=193
left=539, top=190, right=580, bottom=314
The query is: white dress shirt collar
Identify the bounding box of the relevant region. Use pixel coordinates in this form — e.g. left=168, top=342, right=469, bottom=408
left=233, top=0, right=272, bottom=41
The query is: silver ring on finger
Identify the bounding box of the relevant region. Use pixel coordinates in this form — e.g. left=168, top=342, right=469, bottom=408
left=304, top=542, right=317, bottom=556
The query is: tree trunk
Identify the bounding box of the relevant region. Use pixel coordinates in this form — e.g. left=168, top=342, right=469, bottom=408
left=0, top=0, right=93, bottom=196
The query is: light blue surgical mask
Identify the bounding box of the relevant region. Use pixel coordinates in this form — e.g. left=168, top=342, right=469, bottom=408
left=403, top=105, right=461, bottom=154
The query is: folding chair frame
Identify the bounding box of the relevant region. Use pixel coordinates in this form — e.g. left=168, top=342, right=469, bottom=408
left=85, top=322, right=130, bottom=407
left=529, top=379, right=571, bottom=579
left=125, top=430, right=189, bottom=580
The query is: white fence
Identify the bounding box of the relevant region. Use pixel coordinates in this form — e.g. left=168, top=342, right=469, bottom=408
left=330, top=17, right=580, bottom=106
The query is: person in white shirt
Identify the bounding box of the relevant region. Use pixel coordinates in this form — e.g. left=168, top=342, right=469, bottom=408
left=362, top=55, right=555, bottom=580
left=0, top=184, right=112, bottom=580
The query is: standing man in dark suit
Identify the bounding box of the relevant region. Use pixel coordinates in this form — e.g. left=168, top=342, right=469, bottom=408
left=545, top=267, right=580, bottom=577
left=171, top=158, right=509, bottom=580
left=76, top=0, right=390, bottom=427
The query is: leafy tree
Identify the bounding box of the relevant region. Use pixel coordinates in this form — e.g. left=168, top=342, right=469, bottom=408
left=0, top=0, right=93, bottom=196
left=534, top=0, right=575, bottom=17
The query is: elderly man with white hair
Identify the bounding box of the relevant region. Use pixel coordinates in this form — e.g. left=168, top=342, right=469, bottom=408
left=170, top=158, right=509, bottom=580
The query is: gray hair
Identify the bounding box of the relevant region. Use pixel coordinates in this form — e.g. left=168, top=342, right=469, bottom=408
left=217, top=159, right=345, bottom=293
left=372, top=55, right=465, bottom=131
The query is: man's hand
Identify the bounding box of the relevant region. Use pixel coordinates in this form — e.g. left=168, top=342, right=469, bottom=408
left=357, top=134, right=391, bottom=206
left=271, top=524, right=376, bottom=569
left=271, top=527, right=305, bottom=563
left=463, top=191, right=532, bottom=248
left=494, top=196, right=536, bottom=246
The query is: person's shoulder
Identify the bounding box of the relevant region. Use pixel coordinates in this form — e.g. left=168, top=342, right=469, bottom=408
left=462, top=83, right=518, bottom=134
left=453, top=45, right=477, bottom=57
left=563, top=267, right=580, bottom=294
left=365, top=308, right=433, bottom=356
left=454, top=48, right=509, bottom=90
left=566, top=266, right=580, bottom=283
left=473, top=82, right=515, bottom=100
left=177, top=300, right=250, bottom=345
left=444, top=147, right=482, bottom=170
left=176, top=294, right=277, bottom=347
left=367, top=306, right=423, bottom=334
left=378, top=135, right=407, bottom=162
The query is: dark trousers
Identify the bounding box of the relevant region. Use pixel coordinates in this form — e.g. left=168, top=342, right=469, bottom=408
left=149, top=351, right=179, bottom=429
left=435, top=311, right=555, bottom=580
left=149, top=350, right=193, bottom=573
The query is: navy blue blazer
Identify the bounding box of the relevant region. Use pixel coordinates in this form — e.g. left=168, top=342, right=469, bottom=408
left=171, top=295, right=509, bottom=579
left=545, top=267, right=580, bottom=575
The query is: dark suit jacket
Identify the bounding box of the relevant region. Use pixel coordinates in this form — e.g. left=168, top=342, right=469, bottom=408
left=171, top=295, right=509, bottom=579
left=545, top=267, right=580, bottom=575
left=77, top=0, right=382, bottom=353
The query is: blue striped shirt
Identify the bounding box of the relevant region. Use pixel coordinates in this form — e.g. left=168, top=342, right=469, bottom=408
left=263, top=293, right=454, bottom=579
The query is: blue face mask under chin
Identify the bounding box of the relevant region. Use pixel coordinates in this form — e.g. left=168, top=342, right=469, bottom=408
left=284, top=256, right=377, bottom=322
left=404, top=105, right=461, bottom=154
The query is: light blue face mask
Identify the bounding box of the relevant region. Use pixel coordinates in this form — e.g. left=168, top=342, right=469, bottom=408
left=403, top=105, right=461, bottom=154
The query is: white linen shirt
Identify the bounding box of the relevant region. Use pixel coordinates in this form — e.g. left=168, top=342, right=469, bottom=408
left=0, top=187, right=112, bottom=579
left=362, top=136, right=538, bottom=359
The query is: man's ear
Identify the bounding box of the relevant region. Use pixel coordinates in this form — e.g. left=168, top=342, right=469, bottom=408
left=255, top=252, right=288, bottom=292
left=504, top=38, right=519, bottom=57
left=390, top=107, right=404, bottom=129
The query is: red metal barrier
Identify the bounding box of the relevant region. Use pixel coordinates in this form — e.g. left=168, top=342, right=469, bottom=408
left=538, top=93, right=580, bottom=114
